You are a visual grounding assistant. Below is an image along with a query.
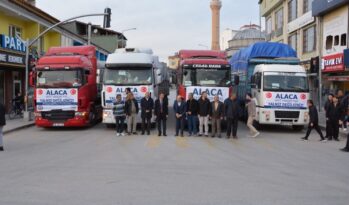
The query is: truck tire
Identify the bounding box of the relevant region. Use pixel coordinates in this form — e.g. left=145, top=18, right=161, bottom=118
left=88, top=106, right=97, bottom=126
left=292, top=125, right=304, bottom=131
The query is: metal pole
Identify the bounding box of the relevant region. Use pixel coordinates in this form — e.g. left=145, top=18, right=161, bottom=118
left=23, top=13, right=108, bottom=121
left=24, top=39, right=29, bottom=113
left=87, top=23, right=92, bottom=45
left=318, top=16, right=323, bottom=111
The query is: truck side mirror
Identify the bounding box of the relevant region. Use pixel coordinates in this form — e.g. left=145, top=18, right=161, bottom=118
left=234, top=75, right=240, bottom=85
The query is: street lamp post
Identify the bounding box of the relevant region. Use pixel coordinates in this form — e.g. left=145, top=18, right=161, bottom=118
left=121, top=28, right=136, bottom=48
left=23, top=12, right=110, bottom=121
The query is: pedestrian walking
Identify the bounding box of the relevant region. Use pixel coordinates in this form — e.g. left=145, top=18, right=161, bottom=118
left=125, top=93, right=139, bottom=135
left=246, top=93, right=260, bottom=137
left=327, top=96, right=343, bottom=141
left=301, top=100, right=326, bottom=142
left=0, top=102, right=5, bottom=151
left=113, top=94, right=126, bottom=136
left=173, top=95, right=186, bottom=137
left=186, top=93, right=199, bottom=136
left=154, top=92, right=168, bottom=136
left=324, top=94, right=334, bottom=139
left=198, top=92, right=211, bottom=136
left=210, top=95, right=224, bottom=138
left=224, top=94, right=240, bottom=139
left=140, top=92, right=154, bottom=135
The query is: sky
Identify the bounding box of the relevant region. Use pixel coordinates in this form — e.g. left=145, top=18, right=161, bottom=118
left=36, top=0, right=260, bottom=62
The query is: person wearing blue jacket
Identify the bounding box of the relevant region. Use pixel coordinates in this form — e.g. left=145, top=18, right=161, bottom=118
left=173, top=95, right=186, bottom=137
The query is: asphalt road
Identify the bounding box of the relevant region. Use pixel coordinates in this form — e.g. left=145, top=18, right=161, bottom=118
left=1, top=112, right=349, bottom=205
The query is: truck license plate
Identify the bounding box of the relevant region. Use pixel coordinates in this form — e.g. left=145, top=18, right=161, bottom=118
left=53, top=123, right=64, bottom=127
left=281, top=122, right=292, bottom=126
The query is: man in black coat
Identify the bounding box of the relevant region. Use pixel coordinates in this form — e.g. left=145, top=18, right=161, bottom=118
left=324, top=94, right=333, bottom=139
left=186, top=93, right=199, bottom=136
left=327, top=96, right=343, bottom=141
left=0, top=102, right=6, bottom=151
left=224, top=94, right=240, bottom=139
left=140, top=92, right=154, bottom=135
left=154, top=93, right=168, bottom=136
left=302, top=100, right=326, bottom=141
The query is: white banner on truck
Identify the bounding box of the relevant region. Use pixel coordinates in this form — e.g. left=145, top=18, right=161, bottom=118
left=36, top=89, right=78, bottom=111
left=104, top=85, right=149, bottom=107
left=186, top=86, right=230, bottom=102
left=264, top=92, right=308, bottom=109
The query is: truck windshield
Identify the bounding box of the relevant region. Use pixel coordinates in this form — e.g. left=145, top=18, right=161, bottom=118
left=263, top=72, right=309, bottom=92
left=183, top=68, right=231, bottom=86
left=103, top=67, right=152, bottom=85
left=36, top=70, right=84, bottom=88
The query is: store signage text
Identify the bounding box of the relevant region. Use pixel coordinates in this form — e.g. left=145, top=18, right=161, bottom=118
left=0, top=34, right=26, bottom=52
left=0, top=51, right=24, bottom=65
left=322, top=53, right=344, bottom=72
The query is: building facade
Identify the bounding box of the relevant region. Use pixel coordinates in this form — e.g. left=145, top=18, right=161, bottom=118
left=259, top=0, right=320, bottom=103
left=0, top=0, right=110, bottom=111
left=312, top=0, right=349, bottom=101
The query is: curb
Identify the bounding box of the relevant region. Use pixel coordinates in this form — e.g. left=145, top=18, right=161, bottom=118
left=4, top=123, right=35, bottom=135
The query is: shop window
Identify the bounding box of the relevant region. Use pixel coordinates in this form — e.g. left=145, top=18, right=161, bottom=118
left=326, top=35, right=333, bottom=50
left=9, top=25, right=22, bottom=38
left=334, top=35, right=339, bottom=46
left=275, top=8, right=283, bottom=31
left=303, top=0, right=313, bottom=14
left=266, top=17, right=272, bottom=34
left=341, top=34, right=347, bottom=46
left=288, top=33, right=297, bottom=52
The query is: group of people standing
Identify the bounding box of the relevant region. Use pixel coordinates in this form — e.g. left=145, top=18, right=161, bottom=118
left=173, top=92, right=259, bottom=138
left=301, top=90, right=349, bottom=152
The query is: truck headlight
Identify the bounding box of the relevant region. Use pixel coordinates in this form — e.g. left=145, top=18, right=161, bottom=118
left=34, top=112, right=41, bottom=117
left=304, top=112, right=309, bottom=121
left=75, top=112, right=88, bottom=117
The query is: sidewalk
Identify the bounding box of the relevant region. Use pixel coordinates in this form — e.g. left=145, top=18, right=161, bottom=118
left=318, top=111, right=348, bottom=136
left=3, top=116, right=35, bottom=134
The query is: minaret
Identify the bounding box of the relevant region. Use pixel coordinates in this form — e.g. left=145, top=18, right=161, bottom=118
left=210, top=0, right=222, bottom=51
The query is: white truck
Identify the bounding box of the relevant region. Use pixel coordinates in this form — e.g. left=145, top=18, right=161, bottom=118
left=101, top=48, right=169, bottom=127
left=231, top=42, right=310, bottom=130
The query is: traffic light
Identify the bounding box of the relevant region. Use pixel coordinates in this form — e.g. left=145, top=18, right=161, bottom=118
left=103, top=8, right=111, bottom=28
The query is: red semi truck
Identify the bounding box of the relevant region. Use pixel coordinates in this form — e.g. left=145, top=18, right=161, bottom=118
left=31, top=46, right=103, bottom=127
left=177, top=50, right=232, bottom=101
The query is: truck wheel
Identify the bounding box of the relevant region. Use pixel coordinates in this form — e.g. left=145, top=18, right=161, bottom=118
left=292, top=125, right=304, bottom=131
left=88, top=107, right=97, bottom=126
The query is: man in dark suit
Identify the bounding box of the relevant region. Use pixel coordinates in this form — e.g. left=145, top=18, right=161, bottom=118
left=140, top=92, right=154, bottom=135
left=210, top=95, right=224, bottom=138
left=173, top=95, right=186, bottom=137
left=224, top=94, right=240, bottom=139
left=301, top=100, right=326, bottom=142
left=154, top=92, right=168, bottom=136
left=0, top=102, right=6, bottom=151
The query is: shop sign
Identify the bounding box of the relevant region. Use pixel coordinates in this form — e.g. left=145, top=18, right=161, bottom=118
left=325, top=76, right=349, bottom=81
left=0, top=34, right=26, bottom=52
left=0, top=50, right=25, bottom=65
left=322, top=53, right=344, bottom=72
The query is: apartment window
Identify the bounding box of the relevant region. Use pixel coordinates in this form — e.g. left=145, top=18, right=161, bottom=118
left=266, top=17, right=272, bottom=34
left=303, top=0, right=313, bottom=13
left=303, top=26, right=316, bottom=53
left=341, top=34, right=347, bottom=46
left=275, top=8, right=284, bottom=30
left=288, top=33, right=297, bottom=52
left=9, top=25, right=22, bottom=38
left=334, top=35, right=339, bottom=46
left=326, top=35, right=333, bottom=50
left=288, top=0, right=297, bottom=22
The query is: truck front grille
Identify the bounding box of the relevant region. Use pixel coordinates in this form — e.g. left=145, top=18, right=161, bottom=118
left=41, top=111, right=75, bottom=122
left=275, top=111, right=300, bottom=119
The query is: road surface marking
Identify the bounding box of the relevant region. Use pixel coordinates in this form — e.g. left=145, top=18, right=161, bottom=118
left=175, top=137, right=189, bottom=148
left=254, top=138, right=275, bottom=150
left=145, top=135, right=161, bottom=148
left=203, top=138, right=215, bottom=149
